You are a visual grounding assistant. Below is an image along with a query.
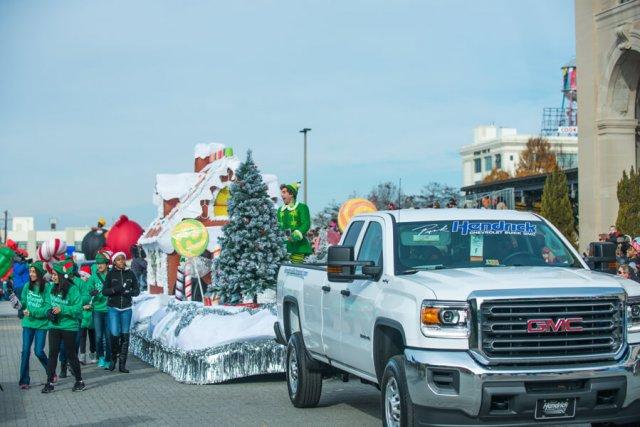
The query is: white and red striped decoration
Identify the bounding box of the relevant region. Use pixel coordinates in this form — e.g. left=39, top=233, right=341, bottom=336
left=37, top=238, right=67, bottom=262
left=175, top=262, right=185, bottom=301
left=184, top=261, right=193, bottom=301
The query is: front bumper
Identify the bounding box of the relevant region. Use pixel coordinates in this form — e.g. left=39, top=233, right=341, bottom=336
left=404, top=344, right=640, bottom=426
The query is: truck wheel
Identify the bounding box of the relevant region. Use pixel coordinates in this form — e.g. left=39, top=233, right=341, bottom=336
left=286, top=332, right=322, bottom=408
left=381, top=355, right=414, bottom=427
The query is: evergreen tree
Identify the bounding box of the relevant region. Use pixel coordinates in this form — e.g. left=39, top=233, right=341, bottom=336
left=616, top=167, right=640, bottom=237
left=541, top=168, right=577, bottom=247
left=213, top=151, right=288, bottom=304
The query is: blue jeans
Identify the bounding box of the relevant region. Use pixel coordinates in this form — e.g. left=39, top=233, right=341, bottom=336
left=107, top=307, right=132, bottom=336
left=19, top=327, right=48, bottom=385
left=93, top=311, right=111, bottom=359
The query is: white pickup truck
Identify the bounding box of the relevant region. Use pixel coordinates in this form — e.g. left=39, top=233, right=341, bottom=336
left=274, top=209, right=640, bottom=426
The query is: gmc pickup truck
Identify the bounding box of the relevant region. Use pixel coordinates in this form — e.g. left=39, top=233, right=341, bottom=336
left=274, top=209, right=640, bottom=426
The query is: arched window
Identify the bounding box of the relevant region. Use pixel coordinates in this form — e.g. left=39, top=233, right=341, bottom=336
left=213, top=187, right=230, bottom=217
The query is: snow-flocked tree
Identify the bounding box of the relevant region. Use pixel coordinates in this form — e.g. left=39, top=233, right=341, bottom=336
left=213, top=151, right=288, bottom=304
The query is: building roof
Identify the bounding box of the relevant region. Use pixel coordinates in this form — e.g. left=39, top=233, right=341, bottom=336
left=461, top=168, right=578, bottom=193
left=138, top=154, right=279, bottom=253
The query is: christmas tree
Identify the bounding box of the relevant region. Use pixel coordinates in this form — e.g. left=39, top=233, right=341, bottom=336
left=541, top=168, right=578, bottom=247
left=616, top=167, right=640, bottom=237
left=213, top=151, right=288, bottom=304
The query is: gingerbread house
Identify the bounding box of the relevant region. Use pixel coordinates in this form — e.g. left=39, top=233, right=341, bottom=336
left=138, top=143, right=279, bottom=295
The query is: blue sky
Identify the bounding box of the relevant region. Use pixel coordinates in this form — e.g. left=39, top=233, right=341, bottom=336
left=0, top=0, right=576, bottom=229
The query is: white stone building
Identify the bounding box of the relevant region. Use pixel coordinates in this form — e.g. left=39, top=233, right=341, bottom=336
left=460, top=125, right=579, bottom=187
left=575, top=0, right=640, bottom=250
left=0, top=216, right=90, bottom=257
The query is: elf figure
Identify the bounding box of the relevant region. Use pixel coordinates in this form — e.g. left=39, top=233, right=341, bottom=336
left=277, top=182, right=312, bottom=263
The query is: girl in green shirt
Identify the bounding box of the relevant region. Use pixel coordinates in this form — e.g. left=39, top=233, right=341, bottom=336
left=18, top=261, right=50, bottom=389
left=42, top=261, right=85, bottom=393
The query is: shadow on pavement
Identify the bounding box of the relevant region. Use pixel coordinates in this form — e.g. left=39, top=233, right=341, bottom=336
left=68, top=415, right=157, bottom=426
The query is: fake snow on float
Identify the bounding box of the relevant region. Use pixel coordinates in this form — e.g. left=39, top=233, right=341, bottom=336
left=130, top=294, right=285, bottom=384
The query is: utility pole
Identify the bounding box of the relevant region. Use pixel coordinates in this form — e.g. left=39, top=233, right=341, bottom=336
left=2, top=210, right=7, bottom=244
left=299, top=128, right=311, bottom=204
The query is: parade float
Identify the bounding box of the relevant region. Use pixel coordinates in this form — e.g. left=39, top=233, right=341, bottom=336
left=131, top=145, right=285, bottom=384
left=138, top=143, right=279, bottom=297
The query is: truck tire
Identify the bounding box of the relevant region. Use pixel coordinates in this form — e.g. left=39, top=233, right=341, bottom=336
left=286, top=332, right=322, bottom=408
left=381, top=355, right=414, bottom=427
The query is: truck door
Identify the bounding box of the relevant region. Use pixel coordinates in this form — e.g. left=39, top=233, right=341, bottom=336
left=321, top=220, right=365, bottom=360
left=339, top=219, right=384, bottom=375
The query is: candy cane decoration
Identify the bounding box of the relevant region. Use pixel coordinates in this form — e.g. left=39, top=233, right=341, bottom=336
left=184, top=261, right=193, bottom=301
left=175, top=262, right=185, bottom=301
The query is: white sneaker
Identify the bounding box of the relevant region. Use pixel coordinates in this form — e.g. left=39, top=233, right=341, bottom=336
left=79, top=353, right=87, bottom=365
left=89, top=352, right=97, bottom=363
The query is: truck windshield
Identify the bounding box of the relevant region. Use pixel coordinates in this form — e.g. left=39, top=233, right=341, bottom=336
left=394, top=220, right=582, bottom=273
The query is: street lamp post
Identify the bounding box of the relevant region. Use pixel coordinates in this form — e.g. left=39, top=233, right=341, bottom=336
left=299, top=128, right=311, bottom=204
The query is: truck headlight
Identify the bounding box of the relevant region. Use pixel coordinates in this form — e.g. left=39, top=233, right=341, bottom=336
left=628, top=297, right=640, bottom=333
left=420, top=301, right=470, bottom=339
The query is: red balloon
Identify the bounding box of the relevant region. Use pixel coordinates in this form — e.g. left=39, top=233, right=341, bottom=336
left=104, top=215, right=144, bottom=259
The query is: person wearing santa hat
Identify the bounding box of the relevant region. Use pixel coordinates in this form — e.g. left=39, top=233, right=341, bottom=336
left=102, top=252, right=139, bottom=373
left=87, top=251, right=111, bottom=368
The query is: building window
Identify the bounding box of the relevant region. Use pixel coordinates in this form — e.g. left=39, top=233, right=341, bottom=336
left=484, top=156, right=492, bottom=171
left=510, top=155, right=514, bottom=161
left=556, top=153, right=578, bottom=169
left=474, top=158, right=482, bottom=173
left=495, top=154, right=502, bottom=169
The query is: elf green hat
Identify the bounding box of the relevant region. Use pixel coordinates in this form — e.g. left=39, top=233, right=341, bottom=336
left=52, top=259, right=75, bottom=278
left=285, top=182, right=301, bottom=198
left=95, top=252, right=109, bottom=265
left=29, top=261, right=46, bottom=276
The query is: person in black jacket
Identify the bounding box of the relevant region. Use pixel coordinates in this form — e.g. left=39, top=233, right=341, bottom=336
left=102, top=252, right=139, bottom=373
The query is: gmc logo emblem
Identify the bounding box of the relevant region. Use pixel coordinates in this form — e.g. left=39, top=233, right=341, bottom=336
left=526, top=318, right=584, bottom=333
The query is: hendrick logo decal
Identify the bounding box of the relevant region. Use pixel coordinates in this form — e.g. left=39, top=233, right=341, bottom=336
left=451, top=220, right=537, bottom=236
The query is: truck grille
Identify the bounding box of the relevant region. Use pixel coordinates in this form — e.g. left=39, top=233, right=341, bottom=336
left=479, top=298, right=624, bottom=364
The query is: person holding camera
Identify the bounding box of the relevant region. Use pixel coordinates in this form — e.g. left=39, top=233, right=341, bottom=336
left=42, top=260, right=85, bottom=393
left=18, top=261, right=50, bottom=389
left=102, top=252, right=139, bottom=373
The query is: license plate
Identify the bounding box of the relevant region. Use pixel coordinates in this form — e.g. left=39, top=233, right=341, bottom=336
left=535, top=397, right=576, bottom=420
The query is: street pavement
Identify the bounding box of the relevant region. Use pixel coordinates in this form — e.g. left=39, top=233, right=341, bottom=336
left=0, top=301, right=380, bottom=426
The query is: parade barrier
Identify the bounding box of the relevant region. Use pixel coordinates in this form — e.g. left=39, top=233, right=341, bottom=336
left=130, top=295, right=285, bottom=384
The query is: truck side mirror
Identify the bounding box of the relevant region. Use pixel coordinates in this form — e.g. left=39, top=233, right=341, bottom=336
left=327, top=246, right=378, bottom=282
left=327, top=246, right=355, bottom=282
left=362, top=265, right=383, bottom=280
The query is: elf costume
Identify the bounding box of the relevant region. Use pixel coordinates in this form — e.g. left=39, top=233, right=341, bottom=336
left=18, top=261, right=50, bottom=388
left=86, top=252, right=111, bottom=367
left=277, top=182, right=312, bottom=263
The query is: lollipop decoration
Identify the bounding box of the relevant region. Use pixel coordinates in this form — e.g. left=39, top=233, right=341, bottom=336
left=337, top=198, right=378, bottom=232
left=171, top=219, right=209, bottom=300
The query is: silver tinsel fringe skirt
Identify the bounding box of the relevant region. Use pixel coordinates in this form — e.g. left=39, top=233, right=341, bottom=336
left=130, top=330, right=286, bottom=384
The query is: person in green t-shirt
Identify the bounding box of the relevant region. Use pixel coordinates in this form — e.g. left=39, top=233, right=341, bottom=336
left=86, top=251, right=111, bottom=368
left=77, top=269, right=96, bottom=365
left=18, top=261, right=50, bottom=389
left=42, top=261, right=85, bottom=394
left=277, top=182, right=312, bottom=263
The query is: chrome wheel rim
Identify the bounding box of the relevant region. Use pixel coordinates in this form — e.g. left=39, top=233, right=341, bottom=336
left=385, top=377, right=401, bottom=427
left=288, top=349, right=299, bottom=397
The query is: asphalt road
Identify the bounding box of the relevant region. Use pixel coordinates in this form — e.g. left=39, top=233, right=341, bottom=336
left=0, top=301, right=380, bottom=426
